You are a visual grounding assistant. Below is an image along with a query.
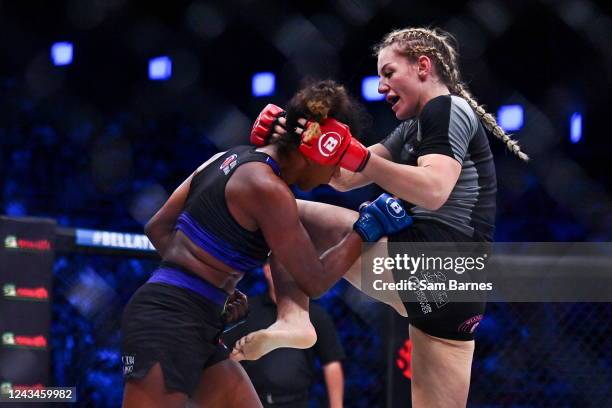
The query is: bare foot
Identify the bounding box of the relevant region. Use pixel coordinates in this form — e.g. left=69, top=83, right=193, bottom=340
left=231, top=319, right=317, bottom=361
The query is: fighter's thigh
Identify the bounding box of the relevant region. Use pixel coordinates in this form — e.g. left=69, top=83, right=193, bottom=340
left=409, top=325, right=474, bottom=407
left=296, top=199, right=358, bottom=251
left=122, top=363, right=187, bottom=408
left=190, top=359, right=262, bottom=408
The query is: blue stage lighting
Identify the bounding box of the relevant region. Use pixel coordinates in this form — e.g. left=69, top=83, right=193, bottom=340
left=51, top=42, right=73, bottom=66
left=497, top=105, right=524, bottom=132
left=570, top=112, right=582, bottom=143
left=5, top=201, right=26, bottom=216
left=252, top=72, right=275, bottom=97
left=361, top=76, right=384, bottom=101
left=149, top=56, right=172, bottom=80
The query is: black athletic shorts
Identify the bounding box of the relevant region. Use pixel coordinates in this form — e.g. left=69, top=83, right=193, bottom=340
left=388, top=219, right=487, bottom=341
left=121, top=265, right=230, bottom=396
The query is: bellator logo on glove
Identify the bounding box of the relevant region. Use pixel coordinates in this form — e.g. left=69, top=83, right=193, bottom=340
left=298, top=118, right=370, bottom=172
left=250, top=103, right=371, bottom=172
left=299, top=118, right=352, bottom=167
left=318, top=131, right=342, bottom=157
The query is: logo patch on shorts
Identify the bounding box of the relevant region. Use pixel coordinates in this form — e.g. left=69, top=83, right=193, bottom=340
left=318, top=132, right=342, bottom=157
left=220, top=154, right=238, bottom=175
left=122, top=355, right=135, bottom=376
left=458, top=314, right=483, bottom=334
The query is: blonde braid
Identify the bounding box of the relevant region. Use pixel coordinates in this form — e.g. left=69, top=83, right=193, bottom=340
left=376, top=27, right=529, bottom=162
left=433, top=35, right=529, bottom=160
left=434, top=43, right=529, bottom=161
left=455, top=85, right=529, bottom=161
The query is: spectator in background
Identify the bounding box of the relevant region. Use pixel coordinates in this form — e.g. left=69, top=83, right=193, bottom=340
left=224, top=265, right=345, bottom=408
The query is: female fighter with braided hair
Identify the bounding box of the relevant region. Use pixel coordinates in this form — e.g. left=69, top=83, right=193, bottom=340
left=120, top=79, right=411, bottom=407
left=250, top=27, right=528, bottom=407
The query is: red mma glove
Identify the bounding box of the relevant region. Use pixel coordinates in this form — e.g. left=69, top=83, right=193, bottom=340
left=250, top=104, right=285, bottom=146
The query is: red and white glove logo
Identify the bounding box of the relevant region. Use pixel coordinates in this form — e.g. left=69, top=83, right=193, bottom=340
left=318, top=132, right=342, bottom=157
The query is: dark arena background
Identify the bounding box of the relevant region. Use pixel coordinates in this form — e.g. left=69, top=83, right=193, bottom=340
left=1, top=0, right=611, bottom=407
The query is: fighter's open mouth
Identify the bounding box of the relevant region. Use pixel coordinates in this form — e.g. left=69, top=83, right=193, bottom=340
left=387, top=95, right=400, bottom=106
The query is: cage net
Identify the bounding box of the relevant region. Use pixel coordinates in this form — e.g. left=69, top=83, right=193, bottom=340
left=49, top=254, right=611, bottom=407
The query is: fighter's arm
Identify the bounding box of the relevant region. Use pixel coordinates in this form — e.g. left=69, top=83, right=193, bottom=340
left=329, top=143, right=392, bottom=192
left=362, top=97, right=475, bottom=210
left=144, top=175, right=192, bottom=257
left=145, top=151, right=225, bottom=256
left=311, top=305, right=346, bottom=408
left=323, top=362, right=344, bottom=408
left=362, top=153, right=461, bottom=210
left=237, top=168, right=362, bottom=298
left=326, top=130, right=460, bottom=208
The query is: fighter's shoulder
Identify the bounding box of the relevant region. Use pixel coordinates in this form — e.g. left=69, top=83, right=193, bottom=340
left=421, top=95, right=477, bottom=125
